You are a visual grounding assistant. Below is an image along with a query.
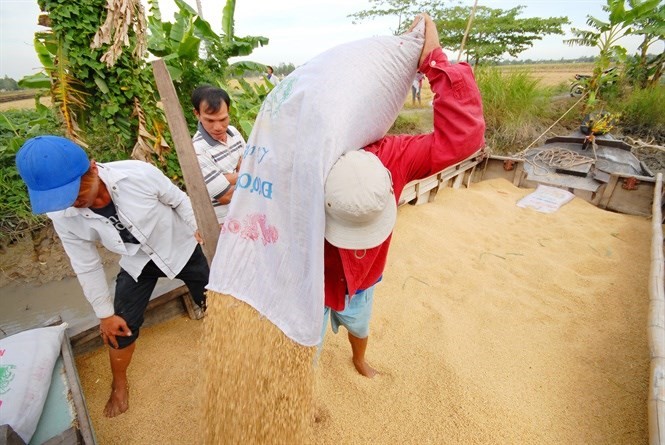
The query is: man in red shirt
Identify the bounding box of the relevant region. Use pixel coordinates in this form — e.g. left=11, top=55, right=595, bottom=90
left=321, top=14, right=486, bottom=377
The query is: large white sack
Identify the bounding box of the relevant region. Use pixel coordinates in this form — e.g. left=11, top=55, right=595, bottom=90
left=208, top=21, right=425, bottom=346
left=0, top=323, right=67, bottom=443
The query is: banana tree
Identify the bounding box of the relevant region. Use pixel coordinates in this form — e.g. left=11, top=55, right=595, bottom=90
left=628, top=3, right=664, bottom=88
left=147, top=0, right=269, bottom=137
left=565, top=0, right=661, bottom=104
left=18, top=31, right=88, bottom=146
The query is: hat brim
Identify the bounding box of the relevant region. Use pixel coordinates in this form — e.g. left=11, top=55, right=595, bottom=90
left=325, top=198, right=397, bottom=250
left=28, top=176, right=82, bottom=214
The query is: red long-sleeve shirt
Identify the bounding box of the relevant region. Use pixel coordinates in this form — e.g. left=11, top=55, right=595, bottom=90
left=324, top=47, right=486, bottom=311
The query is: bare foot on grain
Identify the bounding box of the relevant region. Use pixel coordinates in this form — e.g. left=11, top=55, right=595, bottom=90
left=103, top=382, right=129, bottom=417
left=353, top=358, right=378, bottom=378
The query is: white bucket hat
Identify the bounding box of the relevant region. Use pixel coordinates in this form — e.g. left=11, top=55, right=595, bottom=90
left=324, top=150, right=397, bottom=249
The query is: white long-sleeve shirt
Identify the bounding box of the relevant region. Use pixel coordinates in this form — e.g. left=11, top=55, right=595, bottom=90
left=48, top=160, right=199, bottom=319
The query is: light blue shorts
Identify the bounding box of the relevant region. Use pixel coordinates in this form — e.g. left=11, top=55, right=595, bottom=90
left=321, top=286, right=376, bottom=340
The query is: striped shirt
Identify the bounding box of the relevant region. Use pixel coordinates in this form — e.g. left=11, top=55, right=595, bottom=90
left=192, top=122, right=246, bottom=223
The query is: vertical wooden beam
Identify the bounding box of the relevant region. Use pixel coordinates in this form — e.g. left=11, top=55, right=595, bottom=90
left=151, top=59, right=219, bottom=264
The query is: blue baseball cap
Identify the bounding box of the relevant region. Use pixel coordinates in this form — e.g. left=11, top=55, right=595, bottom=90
left=16, top=136, right=91, bottom=214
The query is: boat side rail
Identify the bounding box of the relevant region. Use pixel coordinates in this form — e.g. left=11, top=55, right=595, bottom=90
left=649, top=173, right=665, bottom=445
left=398, top=149, right=486, bottom=207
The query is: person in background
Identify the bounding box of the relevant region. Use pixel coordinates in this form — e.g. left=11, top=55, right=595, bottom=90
left=191, top=85, right=245, bottom=224
left=265, top=65, right=280, bottom=86
left=411, top=70, right=424, bottom=105
left=15, top=136, right=209, bottom=416
left=321, top=14, right=485, bottom=377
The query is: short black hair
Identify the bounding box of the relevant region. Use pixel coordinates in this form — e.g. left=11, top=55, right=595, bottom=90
left=191, top=85, right=231, bottom=113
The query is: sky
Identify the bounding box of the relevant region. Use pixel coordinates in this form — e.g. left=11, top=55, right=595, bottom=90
left=0, top=0, right=659, bottom=80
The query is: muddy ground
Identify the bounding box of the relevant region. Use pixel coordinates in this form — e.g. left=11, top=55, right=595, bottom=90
left=0, top=225, right=118, bottom=288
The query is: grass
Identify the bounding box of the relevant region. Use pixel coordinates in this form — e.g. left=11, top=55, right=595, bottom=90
left=389, top=66, right=584, bottom=154
left=615, top=85, right=665, bottom=139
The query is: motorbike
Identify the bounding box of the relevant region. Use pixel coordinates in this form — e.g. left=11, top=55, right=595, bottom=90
left=569, top=67, right=619, bottom=97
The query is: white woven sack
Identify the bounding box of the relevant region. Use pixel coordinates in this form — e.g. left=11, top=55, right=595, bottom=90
left=208, top=21, right=425, bottom=346
left=0, top=323, right=67, bottom=443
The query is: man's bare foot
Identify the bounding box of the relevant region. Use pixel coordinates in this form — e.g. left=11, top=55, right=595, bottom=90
left=103, top=382, right=129, bottom=417
left=353, top=358, right=378, bottom=378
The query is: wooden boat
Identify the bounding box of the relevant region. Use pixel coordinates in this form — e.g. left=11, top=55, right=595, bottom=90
left=401, top=136, right=664, bottom=445
left=8, top=132, right=662, bottom=444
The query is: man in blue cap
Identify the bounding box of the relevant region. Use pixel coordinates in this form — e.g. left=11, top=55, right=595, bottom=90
left=16, top=136, right=209, bottom=417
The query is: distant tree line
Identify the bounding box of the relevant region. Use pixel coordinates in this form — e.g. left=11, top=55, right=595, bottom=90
left=496, top=56, right=599, bottom=65
left=0, top=76, right=20, bottom=91
left=235, top=62, right=297, bottom=80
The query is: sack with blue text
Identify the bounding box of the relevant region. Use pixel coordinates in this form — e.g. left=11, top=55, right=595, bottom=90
left=206, top=21, right=425, bottom=346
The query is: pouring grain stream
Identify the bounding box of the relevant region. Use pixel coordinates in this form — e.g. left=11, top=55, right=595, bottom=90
left=202, top=294, right=315, bottom=443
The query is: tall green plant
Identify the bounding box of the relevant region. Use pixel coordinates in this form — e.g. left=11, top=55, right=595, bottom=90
left=565, top=0, right=661, bottom=107
left=432, top=5, right=569, bottom=65
left=475, top=67, right=557, bottom=154
left=628, top=4, right=665, bottom=88
left=146, top=0, right=269, bottom=137
left=0, top=106, right=63, bottom=242
left=20, top=0, right=167, bottom=161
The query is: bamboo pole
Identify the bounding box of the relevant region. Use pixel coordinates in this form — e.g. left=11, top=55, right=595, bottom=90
left=648, top=172, right=665, bottom=445
left=151, top=59, right=219, bottom=263
left=457, top=0, right=478, bottom=62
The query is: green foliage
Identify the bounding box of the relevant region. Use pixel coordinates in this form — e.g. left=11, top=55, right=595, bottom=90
left=0, top=76, right=20, bottom=91
left=30, top=0, right=166, bottom=153
left=146, top=0, right=269, bottom=139
left=0, top=106, right=63, bottom=242
left=388, top=111, right=431, bottom=135
left=474, top=67, right=559, bottom=154
left=566, top=0, right=662, bottom=108
left=273, top=63, right=296, bottom=77
left=626, top=3, right=665, bottom=88
left=348, top=0, right=414, bottom=31
left=349, top=1, right=569, bottom=64
left=615, top=84, right=665, bottom=138
left=431, top=5, right=569, bottom=65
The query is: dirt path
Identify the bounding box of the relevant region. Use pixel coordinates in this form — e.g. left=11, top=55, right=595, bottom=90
left=0, top=96, right=51, bottom=111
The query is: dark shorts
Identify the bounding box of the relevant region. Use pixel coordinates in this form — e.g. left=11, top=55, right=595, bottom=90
left=113, top=244, right=209, bottom=349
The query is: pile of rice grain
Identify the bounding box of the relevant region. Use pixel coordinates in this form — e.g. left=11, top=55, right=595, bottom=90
left=75, top=178, right=652, bottom=444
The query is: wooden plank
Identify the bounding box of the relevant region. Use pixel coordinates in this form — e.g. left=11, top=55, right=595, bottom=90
left=413, top=175, right=439, bottom=206
left=512, top=162, right=524, bottom=187
left=60, top=331, right=96, bottom=445
left=398, top=180, right=418, bottom=206
left=0, top=424, right=26, bottom=445
left=650, top=358, right=665, bottom=445
left=598, top=174, right=620, bottom=209
left=606, top=180, right=656, bottom=217
left=40, top=426, right=80, bottom=445
left=451, top=171, right=465, bottom=189
left=151, top=59, right=219, bottom=264
left=649, top=173, right=665, bottom=445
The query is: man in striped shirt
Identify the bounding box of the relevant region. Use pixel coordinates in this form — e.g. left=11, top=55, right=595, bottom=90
left=191, top=86, right=245, bottom=224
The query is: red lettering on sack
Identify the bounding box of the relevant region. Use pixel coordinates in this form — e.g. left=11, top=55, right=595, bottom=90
left=0, top=349, right=4, bottom=357
left=221, top=213, right=278, bottom=245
